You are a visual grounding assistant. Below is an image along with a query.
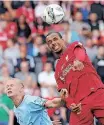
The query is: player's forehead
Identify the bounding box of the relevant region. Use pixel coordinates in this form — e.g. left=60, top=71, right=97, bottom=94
left=6, top=79, right=21, bottom=87
left=46, top=33, right=60, bottom=41
left=6, top=80, right=16, bottom=86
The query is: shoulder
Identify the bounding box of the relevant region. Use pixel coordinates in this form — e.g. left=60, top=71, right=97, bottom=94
left=68, top=41, right=83, bottom=48
left=25, top=95, right=47, bottom=106
left=68, top=42, right=84, bottom=51
left=24, top=95, right=39, bottom=102
left=23, top=95, right=37, bottom=104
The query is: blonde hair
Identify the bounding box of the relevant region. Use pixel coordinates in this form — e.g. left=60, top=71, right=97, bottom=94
left=5, top=78, right=24, bottom=88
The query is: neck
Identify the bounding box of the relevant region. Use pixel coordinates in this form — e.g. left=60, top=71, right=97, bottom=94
left=56, top=45, right=67, bottom=55
left=12, top=94, right=24, bottom=107
left=63, top=45, right=67, bottom=52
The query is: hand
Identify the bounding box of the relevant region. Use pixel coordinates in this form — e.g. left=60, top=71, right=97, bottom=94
left=70, top=103, right=81, bottom=114
left=60, top=89, right=68, bottom=100
left=72, top=60, right=84, bottom=71
left=4, top=1, right=12, bottom=9
left=52, top=120, right=62, bottom=125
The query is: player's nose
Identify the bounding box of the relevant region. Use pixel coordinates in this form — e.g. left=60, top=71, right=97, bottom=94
left=51, top=42, right=55, bottom=46
left=52, top=41, right=56, bottom=46
left=7, top=88, right=11, bottom=91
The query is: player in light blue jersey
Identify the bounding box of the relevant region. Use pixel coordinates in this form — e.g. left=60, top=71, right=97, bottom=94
left=5, top=78, right=65, bottom=125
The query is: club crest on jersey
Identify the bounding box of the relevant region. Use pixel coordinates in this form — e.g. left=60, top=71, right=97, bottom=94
left=65, top=55, right=69, bottom=61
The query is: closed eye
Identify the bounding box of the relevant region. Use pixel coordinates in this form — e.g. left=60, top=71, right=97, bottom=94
left=47, top=40, right=52, bottom=44
left=10, top=84, right=14, bottom=87
left=53, top=37, right=58, bottom=41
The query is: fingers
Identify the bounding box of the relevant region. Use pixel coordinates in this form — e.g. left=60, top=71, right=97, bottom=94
left=75, top=63, right=84, bottom=71
left=77, top=103, right=82, bottom=114
left=77, top=63, right=84, bottom=71
left=62, top=89, right=68, bottom=96
left=52, top=120, right=62, bottom=125
left=77, top=103, right=81, bottom=107
left=71, top=105, right=80, bottom=112
left=70, top=103, right=82, bottom=114
left=72, top=106, right=80, bottom=112
left=60, top=89, right=68, bottom=99
left=72, top=60, right=84, bottom=71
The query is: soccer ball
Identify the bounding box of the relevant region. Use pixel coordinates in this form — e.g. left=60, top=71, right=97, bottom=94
left=42, top=4, right=65, bottom=24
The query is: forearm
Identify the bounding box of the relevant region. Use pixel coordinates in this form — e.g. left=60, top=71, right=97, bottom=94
left=45, top=98, right=65, bottom=108
left=6, top=6, right=16, bottom=19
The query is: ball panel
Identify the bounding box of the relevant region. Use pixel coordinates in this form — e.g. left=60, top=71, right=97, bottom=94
left=42, top=4, right=65, bottom=24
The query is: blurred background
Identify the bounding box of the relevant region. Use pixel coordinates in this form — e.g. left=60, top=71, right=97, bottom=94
left=0, top=1, right=104, bottom=125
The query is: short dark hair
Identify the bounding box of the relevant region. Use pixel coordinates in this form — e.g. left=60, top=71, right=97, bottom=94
left=45, top=61, right=52, bottom=64
left=45, top=31, right=62, bottom=40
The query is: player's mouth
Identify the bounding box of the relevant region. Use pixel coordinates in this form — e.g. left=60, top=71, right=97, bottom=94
left=7, top=91, right=12, bottom=95
left=54, top=48, right=61, bottom=52
left=52, top=45, right=61, bottom=52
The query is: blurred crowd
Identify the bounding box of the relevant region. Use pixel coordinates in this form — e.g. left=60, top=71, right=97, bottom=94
left=0, top=1, right=104, bottom=125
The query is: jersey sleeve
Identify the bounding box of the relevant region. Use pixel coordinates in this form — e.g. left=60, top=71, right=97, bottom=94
left=74, top=42, right=86, bottom=61
left=34, top=97, right=47, bottom=106
left=31, top=96, right=47, bottom=106
left=27, top=96, right=48, bottom=111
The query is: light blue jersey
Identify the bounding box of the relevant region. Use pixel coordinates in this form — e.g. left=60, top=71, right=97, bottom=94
left=14, top=95, right=53, bottom=125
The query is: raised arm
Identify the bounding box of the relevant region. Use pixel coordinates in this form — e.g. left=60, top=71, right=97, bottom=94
left=74, top=44, right=86, bottom=62
left=72, top=43, right=86, bottom=71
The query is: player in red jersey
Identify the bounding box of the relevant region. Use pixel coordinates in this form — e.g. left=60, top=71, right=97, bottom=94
left=46, top=31, right=104, bottom=125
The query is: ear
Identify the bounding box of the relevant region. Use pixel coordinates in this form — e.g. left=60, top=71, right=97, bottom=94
left=19, top=86, right=24, bottom=93
left=61, top=38, right=65, bottom=41
left=46, top=44, right=51, bottom=51
left=19, top=89, right=23, bottom=93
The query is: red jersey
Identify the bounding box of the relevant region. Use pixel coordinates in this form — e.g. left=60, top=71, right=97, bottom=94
left=55, top=42, right=104, bottom=107
left=16, top=6, right=35, bottom=24
left=4, top=22, right=17, bottom=38
left=0, top=31, right=8, bottom=50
